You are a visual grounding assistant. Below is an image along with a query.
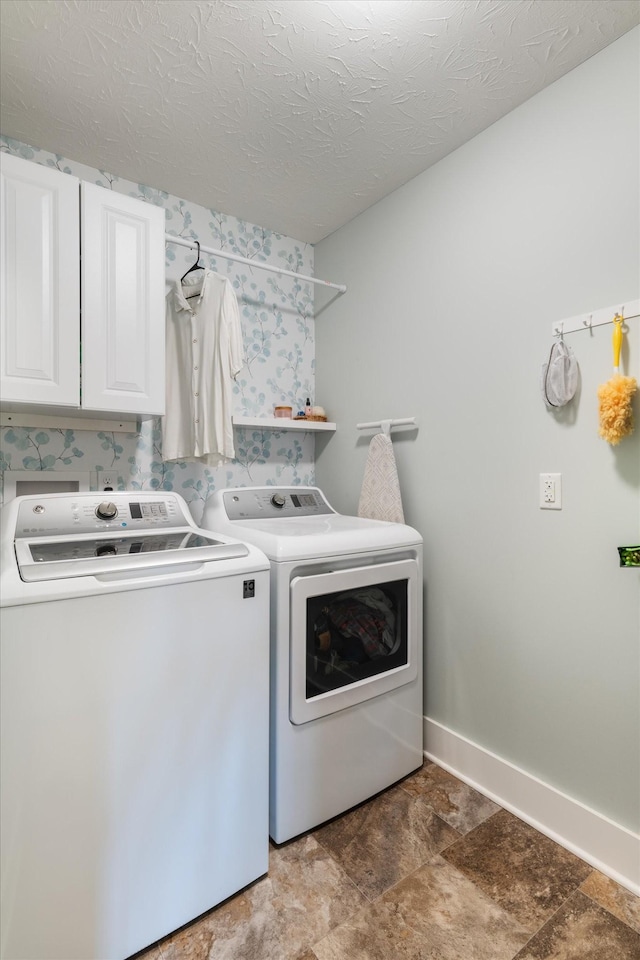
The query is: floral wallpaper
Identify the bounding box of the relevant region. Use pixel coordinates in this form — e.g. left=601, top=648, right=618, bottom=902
left=0, top=136, right=319, bottom=522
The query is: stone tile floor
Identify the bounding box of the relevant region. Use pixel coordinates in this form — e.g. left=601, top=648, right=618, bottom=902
left=135, top=761, right=640, bottom=960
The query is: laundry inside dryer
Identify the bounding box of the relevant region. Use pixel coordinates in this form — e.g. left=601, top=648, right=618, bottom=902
left=307, top=579, right=408, bottom=696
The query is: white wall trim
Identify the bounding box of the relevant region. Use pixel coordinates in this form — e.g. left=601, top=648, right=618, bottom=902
left=424, top=717, right=640, bottom=897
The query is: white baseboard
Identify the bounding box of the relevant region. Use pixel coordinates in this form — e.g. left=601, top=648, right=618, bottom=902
left=424, top=716, right=640, bottom=897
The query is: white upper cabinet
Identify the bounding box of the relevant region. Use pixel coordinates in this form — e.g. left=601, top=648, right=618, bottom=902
left=0, top=154, right=165, bottom=418
left=1, top=153, right=80, bottom=407
left=81, top=184, right=165, bottom=415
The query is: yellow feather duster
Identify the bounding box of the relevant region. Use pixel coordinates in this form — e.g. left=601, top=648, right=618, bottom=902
left=598, top=374, right=637, bottom=444
left=598, top=315, right=637, bottom=445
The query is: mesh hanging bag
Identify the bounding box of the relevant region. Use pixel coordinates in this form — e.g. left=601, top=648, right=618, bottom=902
left=540, top=338, right=579, bottom=408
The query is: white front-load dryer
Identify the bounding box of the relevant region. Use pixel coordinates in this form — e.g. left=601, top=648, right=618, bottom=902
left=201, top=486, right=423, bottom=843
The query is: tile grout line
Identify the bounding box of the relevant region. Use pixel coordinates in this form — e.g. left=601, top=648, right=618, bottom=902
left=396, top=763, right=506, bottom=838
left=311, top=831, right=380, bottom=907
left=504, top=886, right=598, bottom=960
left=310, top=797, right=524, bottom=955
left=433, top=805, right=503, bottom=853
left=311, top=764, right=510, bottom=921
left=308, top=854, right=463, bottom=956
left=578, top=877, right=640, bottom=934
left=316, top=804, right=465, bottom=899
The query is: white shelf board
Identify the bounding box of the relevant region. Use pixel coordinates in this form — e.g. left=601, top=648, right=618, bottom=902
left=233, top=416, right=336, bottom=433
left=1, top=411, right=138, bottom=433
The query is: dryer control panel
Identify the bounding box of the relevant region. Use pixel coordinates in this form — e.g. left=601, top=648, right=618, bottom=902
left=223, top=487, right=334, bottom=520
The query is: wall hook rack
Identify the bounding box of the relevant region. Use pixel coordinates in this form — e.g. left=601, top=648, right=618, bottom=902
left=552, top=299, right=639, bottom=337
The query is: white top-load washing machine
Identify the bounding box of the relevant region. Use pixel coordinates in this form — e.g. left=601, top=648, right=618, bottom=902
left=202, top=486, right=424, bottom=843
left=0, top=491, right=270, bottom=960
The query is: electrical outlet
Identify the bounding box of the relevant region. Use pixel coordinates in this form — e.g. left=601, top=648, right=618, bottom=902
left=96, top=469, right=124, bottom=492
left=540, top=473, right=562, bottom=510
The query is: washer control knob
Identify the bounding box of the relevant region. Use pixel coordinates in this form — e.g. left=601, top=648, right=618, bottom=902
left=96, top=501, right=118, bottom=521
left=271, top=493, right=286, bottom=508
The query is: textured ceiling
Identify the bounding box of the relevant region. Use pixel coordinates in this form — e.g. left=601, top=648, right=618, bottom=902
left=1, top=0, right=638, bottom=243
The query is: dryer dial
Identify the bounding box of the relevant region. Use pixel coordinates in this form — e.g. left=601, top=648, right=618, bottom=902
left=271, top=494, right=286, bottom=508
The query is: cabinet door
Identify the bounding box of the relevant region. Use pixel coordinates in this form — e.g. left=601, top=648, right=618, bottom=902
left=0, top=154, right=80, bottom=406
left=81, top=183, right=165, bottom=415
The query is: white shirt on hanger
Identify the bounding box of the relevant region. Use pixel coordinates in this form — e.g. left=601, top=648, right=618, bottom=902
left=163, top=269, right=244, bottom=464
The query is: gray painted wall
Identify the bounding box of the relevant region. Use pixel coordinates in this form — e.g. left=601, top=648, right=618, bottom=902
left=314, top=28, right=639, bottom=832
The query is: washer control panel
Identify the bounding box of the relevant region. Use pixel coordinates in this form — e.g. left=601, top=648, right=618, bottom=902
left=223, top=487, right=334, bottom=520
left=15, top=493, right=186, bottom=538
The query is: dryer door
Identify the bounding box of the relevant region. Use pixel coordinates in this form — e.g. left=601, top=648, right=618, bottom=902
left=290, top=558, right=419, bottom=724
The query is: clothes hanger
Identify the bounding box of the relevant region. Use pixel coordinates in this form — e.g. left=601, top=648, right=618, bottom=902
left=181, top=241, right=205, bottom=298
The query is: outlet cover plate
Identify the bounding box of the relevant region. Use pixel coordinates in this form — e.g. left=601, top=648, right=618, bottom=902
left=540, top=473, right=562, bottom=510
left=95, top=469, right=126, bottom=492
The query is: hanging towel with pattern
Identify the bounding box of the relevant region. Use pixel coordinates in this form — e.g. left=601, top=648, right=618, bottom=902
left=357, top=432, right=405, bottom=523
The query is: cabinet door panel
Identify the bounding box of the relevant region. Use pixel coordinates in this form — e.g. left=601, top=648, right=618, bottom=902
left=1, top=154, right=79, bottom=406
left=81, top=184, right=165, bottom=415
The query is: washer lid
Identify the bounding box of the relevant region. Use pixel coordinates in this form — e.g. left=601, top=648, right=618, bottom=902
left=15, top=529, right=249, bottom=582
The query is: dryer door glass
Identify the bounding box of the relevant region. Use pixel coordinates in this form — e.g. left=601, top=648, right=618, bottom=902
left=307, top=579, right=408, bottom=697
left=290, top=558, right=419, bottom=724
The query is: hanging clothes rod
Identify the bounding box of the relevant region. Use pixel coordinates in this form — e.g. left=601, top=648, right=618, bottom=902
left=552, top=299, right=639, bottom=336
left=357, top=417, right=416, bottom=431
left=165, top=233, right=347, bottom=294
